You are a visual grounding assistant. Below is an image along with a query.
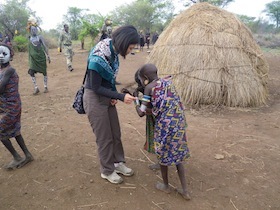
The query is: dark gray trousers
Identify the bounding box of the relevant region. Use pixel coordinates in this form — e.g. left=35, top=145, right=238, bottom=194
left=83, top=89, right=125, bottom=175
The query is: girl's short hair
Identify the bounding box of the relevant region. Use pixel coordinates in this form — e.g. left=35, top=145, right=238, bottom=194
left=134, top=69, right=144, bottom=93
left=112, top=25, right=139, bottom=58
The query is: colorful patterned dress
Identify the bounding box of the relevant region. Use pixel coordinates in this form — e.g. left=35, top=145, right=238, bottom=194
left=0, top=68, right=21, bottom=139
left=151, top=76, right=190, bottom=166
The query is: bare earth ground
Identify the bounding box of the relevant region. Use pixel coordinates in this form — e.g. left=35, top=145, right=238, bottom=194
left=0, top=44, right=279, bottom=210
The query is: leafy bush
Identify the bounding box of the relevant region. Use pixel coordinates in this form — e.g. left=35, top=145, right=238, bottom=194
left=13, top=35, right=28, bottom=52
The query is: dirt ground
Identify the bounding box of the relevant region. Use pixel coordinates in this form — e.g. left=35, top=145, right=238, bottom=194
left=0, top=44, right=279, bottom=210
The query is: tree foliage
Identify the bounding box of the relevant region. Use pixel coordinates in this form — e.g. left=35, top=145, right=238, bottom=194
left=235, top=15, right=275, bottom=34
left=110, top=0, right=174, bottom=33
left=78, top=14, right=104, bottom=46
left=0, top=0, right=37, bottom=37
left=13, top=35, right=28, bottom=52
left=263, top=0, right=280, bottom=28
left=62, top=7, right=88, bottom=40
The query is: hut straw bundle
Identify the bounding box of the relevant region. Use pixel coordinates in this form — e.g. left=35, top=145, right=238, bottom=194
left=147, top=3, right=269, bottom=107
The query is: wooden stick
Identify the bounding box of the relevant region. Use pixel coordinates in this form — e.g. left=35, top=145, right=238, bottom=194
left=140, top=184, right=148, bottom=191
left=206, top=187, right=216, bottom=191
left=46, top=132, right=59, bottom=136
left=140, top=148, right=155, bottom=164
left=33, top=179, right=42, bottom=184
left=79, top=171, right=92, bottom=176
left=125, top=123, right=145, bottom=139
left=152, top=201, right=164, bottom=210
left=85, top=154, right=96, bottom=158
left=230, top=198, right=239, bottom=210
left=77, top=201, right=108, bottom=208
left=39, top=144, right=53, bottom=153
left=125, top=183, right=136, bottom=186
left=120, top=187, right=136, bottom=189
left=215, top=126, right=220, bottom=138
left=125, top=156, right=147, bottom=162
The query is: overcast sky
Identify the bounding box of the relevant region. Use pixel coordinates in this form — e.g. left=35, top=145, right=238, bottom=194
left=0, top=0, right=273, bottom=30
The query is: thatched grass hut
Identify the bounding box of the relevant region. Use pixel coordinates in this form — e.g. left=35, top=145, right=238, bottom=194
left=147, top=3, right=269, bottom=107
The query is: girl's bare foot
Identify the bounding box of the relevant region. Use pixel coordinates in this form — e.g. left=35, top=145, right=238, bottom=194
left=148, top=163, right=160, bottom=170
left=17, top=155, right=34, bottom=169
left=155, top=182, right=171, bottom=194
left=176, top=188, right=191, bottom=200
left=4, top=157, right=24, bottom=170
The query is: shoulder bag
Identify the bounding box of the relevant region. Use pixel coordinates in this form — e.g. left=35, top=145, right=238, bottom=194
left=72, top=70, right=87, bottom=114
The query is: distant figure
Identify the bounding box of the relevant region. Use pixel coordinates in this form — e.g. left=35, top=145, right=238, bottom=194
left=3, top=32, right=11, bottom=46
left=139, top=30, right=145, bottom=52
left=0, top=43, right=34, bottom=170
left=81, top=38, right=85, bottom=50
left=145, top=32, right=150, bottom=49
left=100, top=18, right=113, bottom=41
left=100, top=19, right=121, bottom=85
left=27, top=25, right=51, bottom=95
left=58, top=24, right=74, bottom=72
left=152, top=31, right=159, bottom=45
left=0, top=32, right=3, bottom=42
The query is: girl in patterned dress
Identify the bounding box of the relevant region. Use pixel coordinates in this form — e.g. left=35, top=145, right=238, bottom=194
left=132, top=69, right=160, bottom=170
left=134, top=63, right=191, bottom=200
left=0, top=43, right=34, bottom=169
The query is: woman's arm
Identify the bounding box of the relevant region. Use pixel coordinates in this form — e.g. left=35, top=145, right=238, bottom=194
left=90, top=70, right=125, bottom=101
left=0, top=67, right=15, bottom=94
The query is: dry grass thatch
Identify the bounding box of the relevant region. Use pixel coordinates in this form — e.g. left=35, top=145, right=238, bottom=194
left=147, top=3, right=269, bottom=107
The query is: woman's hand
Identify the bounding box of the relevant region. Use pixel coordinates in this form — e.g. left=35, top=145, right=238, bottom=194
left=124, top=93, right=136, bottom=104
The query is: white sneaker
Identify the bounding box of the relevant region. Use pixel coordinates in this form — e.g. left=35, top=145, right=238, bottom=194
left=101, top=171, right=123, bottom=184
left=115, top=162, right=134, bottom=176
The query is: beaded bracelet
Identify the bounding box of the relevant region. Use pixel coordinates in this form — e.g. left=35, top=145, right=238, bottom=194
left=142, top=95, right=151, bottom=103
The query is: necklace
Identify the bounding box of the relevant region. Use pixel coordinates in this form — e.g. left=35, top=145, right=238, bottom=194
left=30, top=36, right=40, bottom=47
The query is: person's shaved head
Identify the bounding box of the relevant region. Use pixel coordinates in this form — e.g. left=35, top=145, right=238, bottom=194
left=139, top=63, right=158, bottom=79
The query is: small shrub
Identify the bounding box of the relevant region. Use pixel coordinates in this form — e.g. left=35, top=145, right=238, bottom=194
left=13, top=35, right=28, bottom=52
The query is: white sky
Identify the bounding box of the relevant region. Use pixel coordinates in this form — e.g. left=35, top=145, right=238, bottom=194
left=0, top=0, right=274, bottom=30
left=226, top=0, right=272, bottom=18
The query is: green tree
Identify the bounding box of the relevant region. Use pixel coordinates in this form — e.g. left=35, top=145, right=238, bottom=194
left=0, top=0, right=38, bottom=38
left=110, top=0, right=174, bottom=33
left=237, top=15, right=258, bottom=32
left=78, top=14, right=104, bottom=47
left=263, top=0, right=280, bottom=28
left=63, top=7, right=88, bottom=40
